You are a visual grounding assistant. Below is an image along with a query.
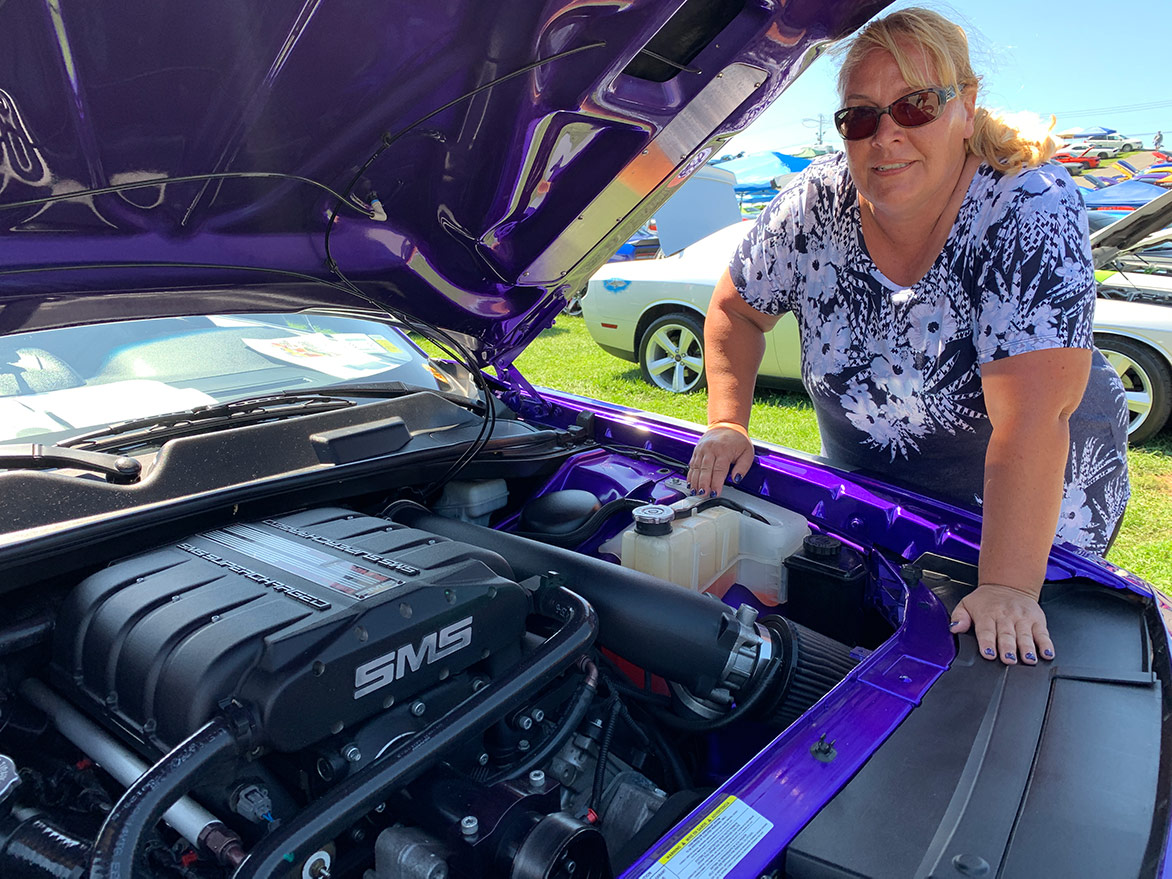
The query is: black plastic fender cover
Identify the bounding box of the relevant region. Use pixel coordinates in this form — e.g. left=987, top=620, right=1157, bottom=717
left=52, top=508, right=528, bottom=752
left=785, top=578, right=1167, bottom=879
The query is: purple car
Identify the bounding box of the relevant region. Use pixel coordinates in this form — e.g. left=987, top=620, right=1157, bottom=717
left=0, top=3, right=1168, bottom=879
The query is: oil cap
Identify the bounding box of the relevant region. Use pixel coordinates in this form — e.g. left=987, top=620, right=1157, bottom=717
left=633, top=505, right=674, bottom=537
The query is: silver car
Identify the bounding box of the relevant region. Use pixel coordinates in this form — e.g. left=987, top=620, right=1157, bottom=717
left=582, top=191, right=1172, bottom=443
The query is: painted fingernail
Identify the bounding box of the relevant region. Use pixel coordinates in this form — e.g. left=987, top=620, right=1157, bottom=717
left=949, top=620, right=959, bottom=627
left=1043, top=649, right=1054, bottom=658
left=1005, top=652, right=1016, bottom=662
left=709, top=490, right=718, bottom=497
left=733, top=473, right=742, bottom=484
left=1025, top=652, right=1036, bottom=662
left=984, top=648, right=995, bottom=657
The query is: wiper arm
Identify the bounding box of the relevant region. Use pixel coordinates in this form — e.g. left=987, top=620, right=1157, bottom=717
left=0, top=443, right=142, bottom=484
left=60, top=394, right=357, bottom=452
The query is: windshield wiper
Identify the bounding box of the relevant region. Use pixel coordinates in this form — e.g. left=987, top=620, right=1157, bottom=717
left=57, top=385, right=483, bottom=454
left=59, top=393, right=358, bottom=453
left=0, top=443, right=142, bottom=484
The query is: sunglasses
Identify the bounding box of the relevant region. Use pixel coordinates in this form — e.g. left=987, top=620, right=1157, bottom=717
left=834, top=86, right=958, bottom=141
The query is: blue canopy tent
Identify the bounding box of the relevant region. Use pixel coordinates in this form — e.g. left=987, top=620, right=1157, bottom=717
left=709, top=151, right=812, bottom=213
left=1082, top=179, right=1168, bottom=210
left=1077, top=125, right=1117, bottom=137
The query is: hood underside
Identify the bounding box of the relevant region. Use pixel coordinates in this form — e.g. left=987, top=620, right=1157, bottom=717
left=0, top=0, right=885, bottom=365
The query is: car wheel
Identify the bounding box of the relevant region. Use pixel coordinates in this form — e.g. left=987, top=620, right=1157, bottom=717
left=1097, top=336, right=1172, bottom=444
left=563, top=291, right=584, bottom=317
left=639, top=313, right=706, bottom=393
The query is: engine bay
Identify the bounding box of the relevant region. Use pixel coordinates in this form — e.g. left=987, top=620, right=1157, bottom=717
left=0, top=426, right=903, bottom=879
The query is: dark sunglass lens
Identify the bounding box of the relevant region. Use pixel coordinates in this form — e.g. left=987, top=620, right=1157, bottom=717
left=890, top=90, right=941, bottom=127
left=836, top=107, right=878, bottom=140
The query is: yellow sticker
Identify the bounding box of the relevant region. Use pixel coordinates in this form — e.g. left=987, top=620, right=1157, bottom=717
left=639, top=795, right=773, bottom=879
left=659, top=797, right=736, bottom=864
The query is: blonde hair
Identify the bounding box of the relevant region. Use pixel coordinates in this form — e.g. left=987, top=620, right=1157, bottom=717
left=836, top=8, right=1056, bottom=175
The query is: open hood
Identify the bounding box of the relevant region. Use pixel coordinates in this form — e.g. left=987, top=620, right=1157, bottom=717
left=0, top=0, right=886, bottom=368
left=1090, top=187, right=1172, bottom=268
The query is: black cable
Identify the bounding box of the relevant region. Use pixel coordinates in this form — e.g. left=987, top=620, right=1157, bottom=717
left=0, top=172, right=377, bottom=216
left=591, top=698, right=622, bottom=814
left=88, top=715, right=245, bottom=879
left=318, top=40, right=605, bottom=497
left=626, top=699, right=690, bottom=794
left=493, top=660, right=600, bottom=784
left=693, top=496, right=770, bottom=524
left=599, top=669, right=671, bottom=708
left=637, top=49, right=701, bottom=75
left=594, top=652, right=671, bottom=708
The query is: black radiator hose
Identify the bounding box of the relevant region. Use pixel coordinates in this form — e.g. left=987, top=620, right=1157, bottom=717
left=232, top=583, right=597, bottom=879
left=88, top=713, right=250, bottom=879
left=387, top=502, right=743, bottom=695
left=0, top=812, right=89, bottom=879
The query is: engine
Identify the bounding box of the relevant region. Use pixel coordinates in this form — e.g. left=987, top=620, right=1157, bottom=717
left=0, top=503, right=863, bottom=879
left=51, top=509, right=529, bottom=753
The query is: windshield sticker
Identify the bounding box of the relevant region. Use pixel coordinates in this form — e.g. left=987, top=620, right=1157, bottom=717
left=638, top=796, right=772, bottom=879
left=243, top=332, right=410, bottom=379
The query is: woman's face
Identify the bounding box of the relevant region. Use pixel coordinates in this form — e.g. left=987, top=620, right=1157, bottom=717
left=840, top=44, right=976, bottom=220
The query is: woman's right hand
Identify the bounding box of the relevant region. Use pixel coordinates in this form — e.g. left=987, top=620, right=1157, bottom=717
left=687, top=424, right=755, bottom=497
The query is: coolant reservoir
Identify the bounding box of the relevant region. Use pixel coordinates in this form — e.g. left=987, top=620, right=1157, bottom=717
left=619, top=494, right=809, bottom=604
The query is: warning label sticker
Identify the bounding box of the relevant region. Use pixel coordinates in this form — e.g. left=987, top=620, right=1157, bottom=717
left=638, top=796, right=772, bottom=879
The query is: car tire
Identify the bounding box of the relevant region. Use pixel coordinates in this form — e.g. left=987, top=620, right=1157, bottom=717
left=563, top=291, right=584, bottom=317
left=639, top=313, right=706, bottom=393
left=1097, top=335, right=1172, bottom=445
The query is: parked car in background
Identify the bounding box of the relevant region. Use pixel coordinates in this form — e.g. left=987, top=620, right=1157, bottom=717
left=1060, top=133, right=1144, bottom=159
left=582, top=191, right=1172, bottom=443
left=1053, top=151, right=1101, bottom=172
left=1084, top=133, right=1144, bottom=154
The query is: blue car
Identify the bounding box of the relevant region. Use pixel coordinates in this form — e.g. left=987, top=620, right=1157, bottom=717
left=0, top=3, right=1168, bottom=879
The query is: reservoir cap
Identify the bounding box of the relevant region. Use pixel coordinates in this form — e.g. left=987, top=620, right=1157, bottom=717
left=633, top=504, right=674, bottom=537
left=803, top=533, right=842, bottom=558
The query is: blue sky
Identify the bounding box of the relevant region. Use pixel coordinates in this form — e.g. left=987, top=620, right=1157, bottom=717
left=727, top=0, right=1172, bottom=154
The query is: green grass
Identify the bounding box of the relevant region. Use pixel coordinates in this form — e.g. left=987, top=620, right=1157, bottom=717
left=513, top=315, right=1172, bottom=592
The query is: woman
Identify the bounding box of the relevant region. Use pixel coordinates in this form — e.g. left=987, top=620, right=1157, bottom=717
left=687, top=8, right=1129, bottom=666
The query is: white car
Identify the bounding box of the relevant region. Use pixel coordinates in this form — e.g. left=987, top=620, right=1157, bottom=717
left=1084, top=133, right=1144, bottom=154
left=582, top=191, right=1172, bottom=443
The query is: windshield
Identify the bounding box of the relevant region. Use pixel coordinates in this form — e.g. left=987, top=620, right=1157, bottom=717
left=0, top=311, right=474, bottom=446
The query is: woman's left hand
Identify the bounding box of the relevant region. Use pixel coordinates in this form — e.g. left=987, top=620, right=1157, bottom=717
left=949, top=583, right=1055, bottom=666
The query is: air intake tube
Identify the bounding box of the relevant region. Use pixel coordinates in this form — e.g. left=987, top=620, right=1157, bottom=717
left=385, top=503, right=857, bottom=724
left=387, top=501, right=747, bottom=696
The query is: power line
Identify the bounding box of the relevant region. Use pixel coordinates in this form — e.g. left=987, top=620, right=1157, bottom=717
left=1052, top=98, right=1172, bottom=117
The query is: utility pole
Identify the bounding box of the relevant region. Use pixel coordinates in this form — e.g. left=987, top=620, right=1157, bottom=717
left=802, top=113, right=828, bottom=145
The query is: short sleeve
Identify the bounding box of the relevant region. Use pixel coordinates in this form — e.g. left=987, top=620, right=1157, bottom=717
left=728, top=165, right=825, bottom=316
left=971, top=167, right=1095, bottom=364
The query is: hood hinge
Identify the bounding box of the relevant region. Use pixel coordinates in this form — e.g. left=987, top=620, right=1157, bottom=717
left=495, top=362, right=549, bottom=416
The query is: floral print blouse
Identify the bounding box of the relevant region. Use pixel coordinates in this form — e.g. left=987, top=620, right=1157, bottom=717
left=730, top=154, right=1129, bottom=555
